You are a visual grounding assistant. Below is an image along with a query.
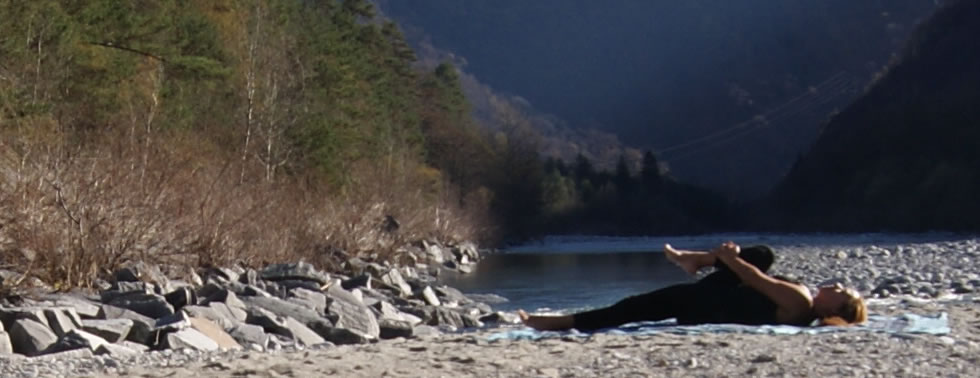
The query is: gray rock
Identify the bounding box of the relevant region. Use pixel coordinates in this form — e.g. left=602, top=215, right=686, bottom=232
left=98, top=305, right=155, bottom=344
left=183, top=305, right=236, bottom=330
left=275, top=279, right=323, bottom=293
left=480, top=311, right=520, bottom=324
left=153, top=311, right=192, bottom=333
left=342, top=274, right=372, bottom=290
left=403, top=306, right=482, bottom=329
left=378, top=318, right=413, bottom=339
left=164, top=287, right=197, bottom=311
left=101, top=282, right=157, bottom=302
left=322, top=326, right=372, bottom=345
left=228, top=323, right=270, bottom=349
left=81, top=319, right=133, bottom=343
left=0, top=307, right=50, bottom=330
left=31, top=347, right=93, bottom=360
left=420, top=286, right=441, bottom=306
left=0, top=331, right=12, bottom=354
left=9, top=318, right=58, bottom=356
left=244, top=307, right=292, bottom=336
left=209, top=302, right=247, bottom=324
left=261, top=262, right=331, bottom=286
left=44, top=295, right=102, bottom=319
left=106, top=293, right=175, bottom=319
left=380, top=269, right=412, bottom=297
left=201, top=288, right=248, bottom=311
left=243, top=285, right=273, bottom=297
left=288, top=287, right=328, bottom=314
left=282, top=317, right=327, bottom=346
left=94, top=342, right=139, bottom=356
left=240, top=269, right=259, bottom=286
left=42, top=307, right=82, bottom=337
left=325, top=285, right=379, bottom=339
left=189, top=316, right=240, bottom=350
left=434, top=285, right=471, bottom=305
left=204, top=267, right=240, bottom=283
left=241, top=296, right=333, bottom=335
left=164, top=328, right=219, bottom=351
left=43, top=329, right=108, bottom=354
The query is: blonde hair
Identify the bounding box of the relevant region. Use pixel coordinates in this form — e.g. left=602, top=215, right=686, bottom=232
left=820, top=294, right=867, bottom=326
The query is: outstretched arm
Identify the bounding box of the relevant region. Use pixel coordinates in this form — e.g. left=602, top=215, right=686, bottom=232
left=713, top=242, right=812, bottom=318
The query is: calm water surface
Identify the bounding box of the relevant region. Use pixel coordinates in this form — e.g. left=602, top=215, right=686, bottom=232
left=437, top=233, right=962, bottom=312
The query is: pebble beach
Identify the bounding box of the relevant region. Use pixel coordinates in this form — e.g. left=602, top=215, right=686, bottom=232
left=2, top=236, right=979, bottom=377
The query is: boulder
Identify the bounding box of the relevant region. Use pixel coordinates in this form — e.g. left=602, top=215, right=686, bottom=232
left=480, top=311, right=520, bottom=325
left=403, top=306, right=482, bottom=330
left=228, top=323, right=270, bottom=350
left=260, top=262, right=330, bottom=286
left=380, top=269, right=412, bottom=298
left=201, top=288, right=248, bottom=311
left=274, top=280, right=323, bottom=293
left=100, top=282, right=156, bottom=302
left=241, top=296, right=333, bottom=334
left=244, top=307, right=292, bottom=336
left=163, top=328, right=218, bottom=351
left=434, top=286, right=472, bottom=305
left=32, top=348, right=93, bottom=360
left=325, top=285, right=379, bottom=339
left=80, top=319, right=133, bottom=343
left=288, top=288, right=328, bottom=314
left=153, top=310, right=192, bottom=333
left=98, top=305, right=155, bottom=344
left=106, top=293, right=175, bottom=319
left=0, top=331, right=12, bottom=354
left=378, top=318, right=413, bottom=339
left=164, top=287, right=197, bottom=311
left=43, top=329, right=108, bottom=354
left=322, top=326, right=372, bottom=345
left=189, top=317, right=240, bottom=350
left=372, top=301, right=422, bottom=326
left=44, top=295, right=101, bottom=319
left=9, top=318, right=58, bottom=356
left=0, top=307, right=50, bottom=330
left=182, top=305, right=236, bottom=331
left=42, top=307, right=82, bottom=337
left=209, top=302, right=247, bottom=324
left=94, top=342, right=139, bottom=356
left=341, top=274, right=372, bottom=290
left=420, top=286, right=441, bottom=306
left=282, top=317, right=327, bottom=347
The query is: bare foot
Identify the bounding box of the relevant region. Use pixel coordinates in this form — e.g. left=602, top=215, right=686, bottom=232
left=664, top=244, right=707, bottom=275
left=518, top=309, right=574, bottom=331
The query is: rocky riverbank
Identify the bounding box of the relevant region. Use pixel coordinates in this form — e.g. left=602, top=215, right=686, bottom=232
left=3, top=236, right=980, bottom=377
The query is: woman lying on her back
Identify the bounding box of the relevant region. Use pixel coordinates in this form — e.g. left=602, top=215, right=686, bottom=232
left=519, top=241, right=866, bottom=331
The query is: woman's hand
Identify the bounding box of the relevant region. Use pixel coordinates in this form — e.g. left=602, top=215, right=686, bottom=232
left=713, top=241, right=740, bottom=261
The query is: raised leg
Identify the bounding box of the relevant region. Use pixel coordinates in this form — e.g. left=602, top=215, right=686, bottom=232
left=698, top=244, right=776, bottom=287
left=664, top=244, right=716, bottom=275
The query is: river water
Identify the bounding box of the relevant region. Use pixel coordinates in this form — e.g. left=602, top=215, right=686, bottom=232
left=437, top=233, right=961, bottom=313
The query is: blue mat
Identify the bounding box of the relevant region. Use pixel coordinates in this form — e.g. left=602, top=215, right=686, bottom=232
left=487, top=312, right=949, bottom=342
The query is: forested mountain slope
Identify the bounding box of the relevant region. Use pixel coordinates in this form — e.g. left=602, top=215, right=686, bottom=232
left=765, top=0, right=980, bottom=232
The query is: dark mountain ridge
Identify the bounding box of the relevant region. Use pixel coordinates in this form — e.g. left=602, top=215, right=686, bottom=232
left=375, top=1, right=938, bottom=199
left=764, top=0, right=980, bottom=232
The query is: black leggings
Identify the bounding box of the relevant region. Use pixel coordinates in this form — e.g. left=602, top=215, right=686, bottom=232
left=571, top=245, right=775, bottom=331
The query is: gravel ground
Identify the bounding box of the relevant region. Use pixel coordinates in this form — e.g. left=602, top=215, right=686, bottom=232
left=3, top=236, right=979, bottom=377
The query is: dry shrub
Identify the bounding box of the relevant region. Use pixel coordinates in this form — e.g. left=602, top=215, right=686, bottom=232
left=0, top=126, right=489, bottom=290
